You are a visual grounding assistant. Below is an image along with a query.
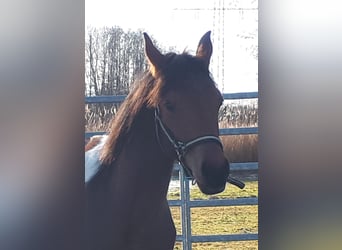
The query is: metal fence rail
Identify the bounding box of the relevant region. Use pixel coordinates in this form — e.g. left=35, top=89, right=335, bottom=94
left=170, top=165, right=258, bottom=249
left=85, top=91, right=258, bottom=250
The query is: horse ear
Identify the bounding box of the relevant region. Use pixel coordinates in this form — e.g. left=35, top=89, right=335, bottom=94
left=196, top=31, right=213, bottom=68
left=143, top=33, right=165, bottom=77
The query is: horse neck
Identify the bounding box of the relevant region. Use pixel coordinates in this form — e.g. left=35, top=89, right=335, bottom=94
left=113, top=108, right=175, bottom=199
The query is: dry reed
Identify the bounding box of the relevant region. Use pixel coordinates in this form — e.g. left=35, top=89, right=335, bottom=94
left=85, top=100, right=258, bottom=163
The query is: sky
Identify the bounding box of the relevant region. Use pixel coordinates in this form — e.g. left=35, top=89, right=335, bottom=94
left=85, top=0, right=258, bottom=93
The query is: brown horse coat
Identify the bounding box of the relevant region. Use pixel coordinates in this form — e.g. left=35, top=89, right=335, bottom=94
left=85, top=31, right=230, bottom=250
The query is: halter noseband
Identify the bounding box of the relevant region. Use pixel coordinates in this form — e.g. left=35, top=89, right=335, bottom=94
left=154, top=107, right=245, bottom=189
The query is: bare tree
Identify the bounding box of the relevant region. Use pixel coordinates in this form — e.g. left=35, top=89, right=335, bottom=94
left=85, top=26, right=166, bottom=131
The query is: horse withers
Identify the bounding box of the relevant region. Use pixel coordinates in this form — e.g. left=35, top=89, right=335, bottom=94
left=85, top=31, right=242, bottom=250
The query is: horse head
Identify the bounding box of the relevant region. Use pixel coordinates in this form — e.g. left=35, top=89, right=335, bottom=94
left=144, top=31, right=233, bottom=195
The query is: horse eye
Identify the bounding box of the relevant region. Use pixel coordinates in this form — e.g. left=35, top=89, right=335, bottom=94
left=165, top=101, right=175, bottom=112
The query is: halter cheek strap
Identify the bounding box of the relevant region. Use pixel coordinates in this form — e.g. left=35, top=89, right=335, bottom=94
left=154, top=107, right=245, bottom=189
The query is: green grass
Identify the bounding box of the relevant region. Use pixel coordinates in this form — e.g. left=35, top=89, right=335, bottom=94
left=168, top=181, right=258, bottom=250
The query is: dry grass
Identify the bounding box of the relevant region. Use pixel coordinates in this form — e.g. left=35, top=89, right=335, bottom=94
left=85, top=103, right=119, bottom=132
left=85, top=101, right=258, bottom=163
left=221, top=134, right=258, bottom=163
left=174, top=240, right=258, bottom=250
left=168, top=181, right=258, bottom=250
left=218, top=101, right=258, bottom=163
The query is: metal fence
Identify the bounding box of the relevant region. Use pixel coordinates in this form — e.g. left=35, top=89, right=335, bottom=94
left=85, top=92, right=258, bottom=250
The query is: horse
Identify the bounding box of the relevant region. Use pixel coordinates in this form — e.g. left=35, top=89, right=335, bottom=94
left=85, top=31, right=244, bottom=250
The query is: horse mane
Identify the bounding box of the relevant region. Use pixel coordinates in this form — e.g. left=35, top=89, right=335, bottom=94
left=100, top=52, right=210, bottom=165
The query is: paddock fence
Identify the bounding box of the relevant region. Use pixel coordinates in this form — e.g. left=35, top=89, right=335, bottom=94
left=85, top=91, right=258, bottom=250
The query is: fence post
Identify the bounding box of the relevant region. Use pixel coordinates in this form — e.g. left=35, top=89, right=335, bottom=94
left=179, top=166, right=192, bottom=250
